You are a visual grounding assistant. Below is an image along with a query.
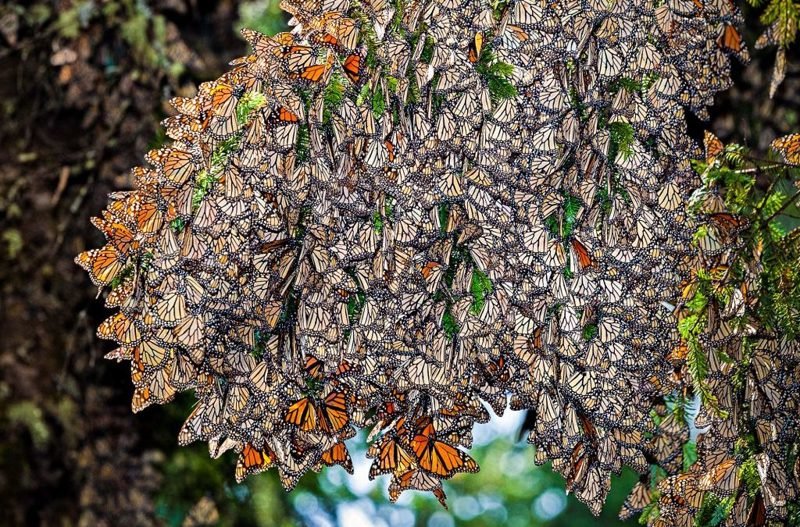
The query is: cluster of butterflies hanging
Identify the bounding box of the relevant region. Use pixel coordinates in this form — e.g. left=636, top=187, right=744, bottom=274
left=617, top=130, right=800, bottom=527
left=75, top=0, right=798, bottom=522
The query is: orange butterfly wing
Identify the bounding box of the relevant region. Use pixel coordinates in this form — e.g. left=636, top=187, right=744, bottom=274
left=369, top=436, right=415, bottom=478
left=468, top=32, right=483, bottom=63
left=297, top=64, right=328, bottom=83
left=319, top=391, right=349, bottom=433
left=278, top=107, right=301, bottom=123
left=285, top=397, right=317, bottom=431
left=91, top=217, right=137, bottom=254
left=771, top=133, right=800, bottom=165
left=75, top=246, right=124, bottom=286
left=236, top=443, right=274, bottom=482
left=342, top=53, right=363, bottom=84
left=571, top=239, right=594, bottom=270
left=320, top=443, right=354, bottom=473
left=410, top=422, right=478, bottom=477
left=703, top=131, right=724, bottom=163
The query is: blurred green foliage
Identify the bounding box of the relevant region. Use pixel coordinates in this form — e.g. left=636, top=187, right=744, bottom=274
left=238, top=0, right=288, bottom=37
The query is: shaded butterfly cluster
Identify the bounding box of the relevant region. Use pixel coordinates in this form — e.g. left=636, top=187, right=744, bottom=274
left=75, top=0, right=764, bottom=519
left=621, top=133, right=800, bottom=527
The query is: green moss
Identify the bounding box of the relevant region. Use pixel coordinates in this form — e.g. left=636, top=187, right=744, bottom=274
left=140, top=251, right=154, bottom=271
left=611, top=73, right=659, bottom=94
left=372, top=210, right=385, bottom=233
left=109, top=263, right=135, bottom=289
left=350, top=1, right=380, bottom=68
left=191, top=170, right=215, bottom=210
left=544, top=194, right=582, bottom=237
left=420, top=35, right=435, bottom=63
left=250, top=329, right=268, bottom=361
left=191, top=132, right=242, bottom=209
left=490, top=0, right=510, bottom=20
left=438, top=203, right=450, bottom=233
left=371, top=87, right=386, bottom=119
left=384, top=196, right=395, bottom=218
left=738, top=457, right=761, bottom=497
left=356, top=83, right=372, bottom=106
left=372, top=197, right=394, bottom=233
left=695, top=493, right=734, bottom=527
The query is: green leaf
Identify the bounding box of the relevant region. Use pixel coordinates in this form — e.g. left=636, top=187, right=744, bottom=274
left=475, top=46, right=518, bottom=102
left=582, top=323, right=598, bottom=341
left=682, top=441, right=698, bottom=471
left=169, top=218, right=186, bottom=234
left=442, top=308, right=460, bottom=338
left=609, top=121, right=635, bottom=161
left=470, top=268, right=493, bottom=315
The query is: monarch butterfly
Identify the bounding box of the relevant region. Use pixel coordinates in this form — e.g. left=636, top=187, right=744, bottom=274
left=597, top=44, right=623, bottom=78
left=698, top=458, right=739, bottom=496
left=771, top=133, right=800, bottom=165
left=310, top=13, right=360, bottom=50
left=619, top=480, right=652, bottom=520
left=704, top=131, right=724, bottom=163
left=235, top=443, right=275, bottom=482
left=570, top=238, right=594, bottom=271
left=104, top=274, right=138, bottom=309
left=388, top=468, right=448, bottom=507
left=717, top=24, right=749, bottom=61
left=708, top=212, right=749, bottom=235
left=293, top=63, right=331, bottom=83
left=91, top=216, right=138, bottom=253
left=75, top=246, right=125, bottom=287
left=132, top=367, right=177, bottom=412
left=364, top=137, right=389, bottom=168
left=178, top=391, right=225, bottom=446
left=468, top=32, right=483, bottom=63
left=409, top=419, right=479, bottom=477
left=319, top=442, right=354, bottom=473
left=368, top=433, right=416, bottom=478
left=342, top=52, right=364, bottom=84
left=155, top=292, right=188, bottom=324
left=146, top=148, right=196, bottom=185
left=134, top=337, right=171, bottom=370
left=97, top=311, right=141, bottom=345
left=209, top=82, right=240, bottom=120
left=285, top=391, right=349, bottom=433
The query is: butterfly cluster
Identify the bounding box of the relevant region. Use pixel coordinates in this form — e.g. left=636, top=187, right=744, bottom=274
left=75, top=0, right=793, bottom=521
left=619, top=133, right=800, bottom=527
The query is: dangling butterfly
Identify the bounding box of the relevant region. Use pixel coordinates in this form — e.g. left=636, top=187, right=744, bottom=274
left=771, top=133, right=800, bottom=165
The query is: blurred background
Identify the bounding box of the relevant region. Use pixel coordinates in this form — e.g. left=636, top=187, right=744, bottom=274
left=0, top=1, right=797, bottom=525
